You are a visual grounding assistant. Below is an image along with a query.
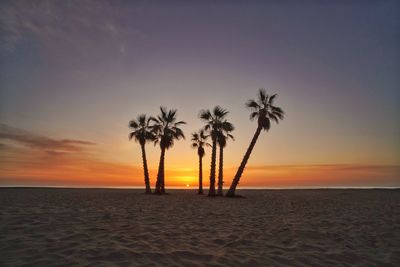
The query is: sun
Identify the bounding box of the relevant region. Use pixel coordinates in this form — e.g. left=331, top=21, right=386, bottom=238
left=186, top=184, right=190, bottom=187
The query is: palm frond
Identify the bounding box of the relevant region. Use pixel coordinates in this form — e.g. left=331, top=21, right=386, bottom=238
left=175, top=120, right=186, bottom=126
left=213, top=106, right=228, bottom=119
left=174, top=128, right=185, bottom=139
left=268, top=113, right=279, bottom=124
left=271, top=106, right=284, bottom=116
left=246, top=99, right=260, bottom=110
left=221, top=121, right=234, bottom=132
left=128, top=132, right=135, bottom=141
left=129, top=120, right=139, bottom=129
left=160, top=106, right=167, bottom=119
left=199, top=130, right=209, bottom=140
left=148, top=116, right=158, bottom=124
left=249, top=111, right=258, bottom=120
left=258, top=88, right=267, bottom=103
left=199, top=109, right=211, bottom=121
left=153, top=138, right=159, bottom=146
left=138, top=114, right=146, bottom=125
left=191, top=132, right=199, bottom=141
left=268, top=94, right=277, bottom=104
left=167, top=109, right=177, bottom=122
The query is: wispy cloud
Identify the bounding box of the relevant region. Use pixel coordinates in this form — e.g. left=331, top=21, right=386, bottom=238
left=245, top=164, right=400, bottom=173
left=0, top=123, right=94, bottom=153
left=0, top=125, right=158, bottom=187
left=0, top=123, right=143, bottom=186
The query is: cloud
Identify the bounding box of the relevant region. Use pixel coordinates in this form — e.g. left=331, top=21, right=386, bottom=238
left=245, top=164, right=400, bottom=173
left=0, top=123, right=95, bottom=153
left=0, top=123, right=150, bottom=187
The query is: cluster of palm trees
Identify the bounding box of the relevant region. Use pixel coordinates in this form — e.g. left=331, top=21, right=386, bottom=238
left=194, top=106, right=234, bottom=196
left=129, top=89, right=284, bottom=197
left=129, top=107, right=185, bottom=194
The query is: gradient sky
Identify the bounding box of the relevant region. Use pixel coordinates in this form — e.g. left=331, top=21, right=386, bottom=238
left=1, top=0, right=399, bottom=188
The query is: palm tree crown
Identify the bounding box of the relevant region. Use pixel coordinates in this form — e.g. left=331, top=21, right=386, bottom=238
left=129, top=114, right=156, bottom=145
left=247, top=89, right=284, bottom=131
left=200, top=106, right=229, bottom=138
left=191, top=129, right=210, bottom=157
left=152, top=107, right=186, bottom=149
left=216, top=120, right=234, bottom=147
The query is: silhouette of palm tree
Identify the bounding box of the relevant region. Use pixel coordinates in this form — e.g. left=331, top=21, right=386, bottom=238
left=152, top=107, right=186, bottom=194
left=216, top=121, right=234, bottom=196
left=199, top=106, right=229, bottom=197
left=226, top=89, right=284, bottom=197
left=191, top=130, right=210, bottom=195
left=129, top=114, right=156, bottom=194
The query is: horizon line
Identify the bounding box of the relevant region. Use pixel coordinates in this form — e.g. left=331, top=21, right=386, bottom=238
left=1, top=185, right=399, bottom=190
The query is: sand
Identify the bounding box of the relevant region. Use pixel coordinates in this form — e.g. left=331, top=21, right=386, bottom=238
left=0, top=188, right=399, bottom=266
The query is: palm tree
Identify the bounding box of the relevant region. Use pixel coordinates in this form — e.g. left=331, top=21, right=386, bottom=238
left=226, top=89, right=284, bottom=197
left=129, top=114, right=155, bottom=194
left=152, top=107, right=186, bottom=194
left=216, top=121, right=234, bottom=196
left=191, top=130, right=210, bottom=195
left=199, top=106, right=229, bottom=197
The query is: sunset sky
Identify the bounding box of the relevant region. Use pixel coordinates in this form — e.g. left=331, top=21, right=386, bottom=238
left=0, top=0, right=399, bottom=188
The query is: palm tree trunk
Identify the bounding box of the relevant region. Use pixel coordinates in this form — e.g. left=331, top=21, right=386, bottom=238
left=140, top=143, right=152, bottom=194
left=198, top=155, right=203, bottom=194
left=155, top=147, right=165, bottom=194
left=161, top=155, right=166, bottom=193
left=226, top=126, right=262, bottom=197
left=208, top=138, right=217, bottom=196
left=217, top=145, right=224, bottom=196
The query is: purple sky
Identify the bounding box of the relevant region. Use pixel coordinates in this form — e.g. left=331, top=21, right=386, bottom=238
left=0, top=0, right=399, bottom=187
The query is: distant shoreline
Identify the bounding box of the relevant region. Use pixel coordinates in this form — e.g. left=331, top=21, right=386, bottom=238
left=0, top=186, right=399, bottom=190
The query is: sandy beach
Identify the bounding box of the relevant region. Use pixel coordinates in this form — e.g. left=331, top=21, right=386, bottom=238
left=0, top=188, right=399, bottom=266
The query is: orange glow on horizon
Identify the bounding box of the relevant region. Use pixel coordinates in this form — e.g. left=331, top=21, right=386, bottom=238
left=1, top=158, right=398, bottom=188
left=1, top=123, right=398, bottom=188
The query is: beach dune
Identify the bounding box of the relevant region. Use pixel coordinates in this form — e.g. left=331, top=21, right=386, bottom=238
left=0, top=188, right=399, bottom=266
